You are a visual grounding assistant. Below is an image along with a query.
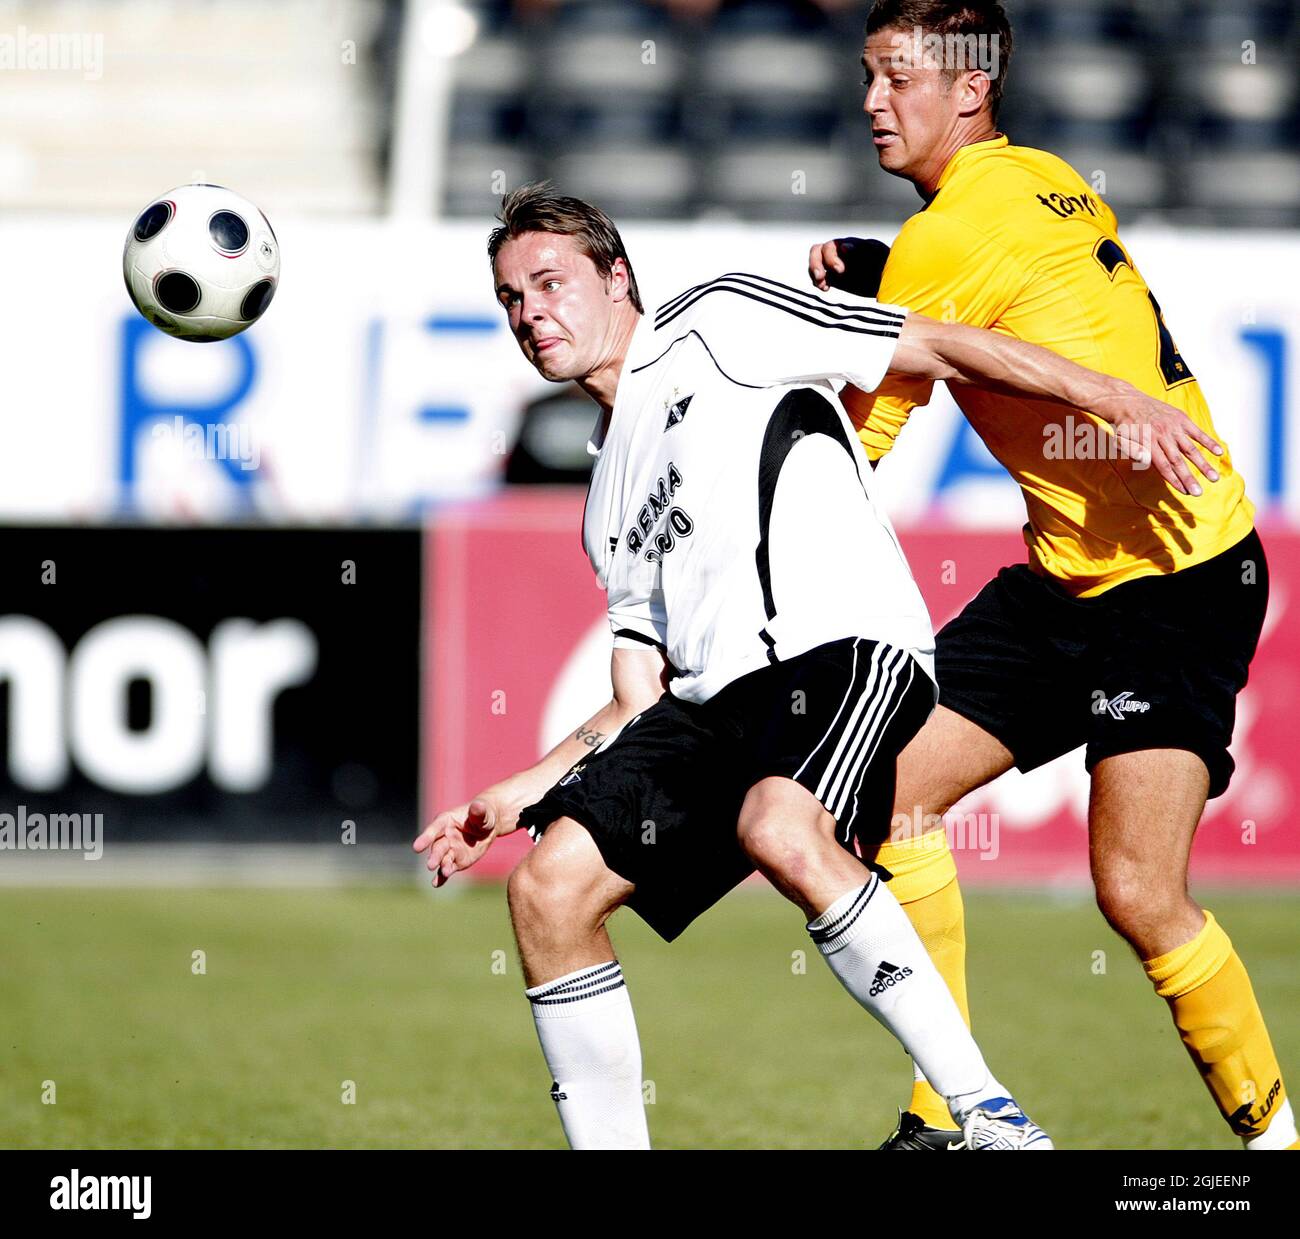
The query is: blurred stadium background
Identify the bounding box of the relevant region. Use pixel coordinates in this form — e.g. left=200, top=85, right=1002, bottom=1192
left=1, top=0, right=1298, bottom=1148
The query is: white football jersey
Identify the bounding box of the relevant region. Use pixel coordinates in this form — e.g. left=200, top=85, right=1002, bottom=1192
left=583, top=271, right=935, bottom=704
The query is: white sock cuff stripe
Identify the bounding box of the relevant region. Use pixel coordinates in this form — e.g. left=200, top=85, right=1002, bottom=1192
left=806, top=877, right=878, bottom=952
left=526, top=961, right=625, bottom=1008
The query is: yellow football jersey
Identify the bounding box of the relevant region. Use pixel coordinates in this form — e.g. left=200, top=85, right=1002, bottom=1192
left=847, top=134, right=1254, bottom=597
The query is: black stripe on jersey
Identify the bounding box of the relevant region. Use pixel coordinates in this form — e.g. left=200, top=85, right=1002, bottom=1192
left=659, top=282, right=903, bottom=340
left=656, top=273, right=905, bottom=336
left=613, top=627, right=667, bottom=652
left=655, top=274, right=909, bottom=332
left=660, top=282, right=904, bottom=338
left=654, top=276, right=710, bottom=321
left=630, top=328, right=766, bottom=389
left=715, top=270, right=906, bottom=323
left=656, top=271, right=906, bottom=328
left=754, top=387, right=867, bottom=626
left=724, top=270, right=906, bottom=325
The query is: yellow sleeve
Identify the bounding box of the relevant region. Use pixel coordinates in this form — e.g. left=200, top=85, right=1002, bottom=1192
left=848, top=210, right=1030, bottom=460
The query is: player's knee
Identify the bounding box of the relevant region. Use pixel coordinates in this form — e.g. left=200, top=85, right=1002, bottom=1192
left=507, top=826, right=617, bottom=939
left=737, top=804, right=829, bottom=894
left=739, top=780, right=842, bottom=886
left=506, top=853, right=544, bottom=933
left=738, top=812, right=805, bottom=879
left=507, top=848, right=574, bottom=939
left=1092, top=863, right=1183, bottom=942
left=1093, top=874, right=1139, bottom=937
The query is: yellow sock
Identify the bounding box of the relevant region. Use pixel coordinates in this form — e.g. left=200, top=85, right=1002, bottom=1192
left=872, top=832, right=968, bottom=1130
left=1144, top=911, right=1297, bottom=1149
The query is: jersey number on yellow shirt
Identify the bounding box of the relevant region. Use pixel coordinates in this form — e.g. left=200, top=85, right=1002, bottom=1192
left=1092, top=238, right=1195, bottom=390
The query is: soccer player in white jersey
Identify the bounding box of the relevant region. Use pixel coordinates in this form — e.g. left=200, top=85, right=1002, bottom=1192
left=415, top=184, right=1216, bottom=1151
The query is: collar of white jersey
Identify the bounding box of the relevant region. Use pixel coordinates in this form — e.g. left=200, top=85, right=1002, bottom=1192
left=586, top=407, right=609, bottom=457
left=587, top=314, right=656, bottom=457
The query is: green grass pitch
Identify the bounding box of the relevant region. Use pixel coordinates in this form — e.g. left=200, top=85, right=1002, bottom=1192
left=2, top=884, right=1295, bottom=1149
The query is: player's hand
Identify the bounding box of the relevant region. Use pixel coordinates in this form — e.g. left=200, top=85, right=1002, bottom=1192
left=413, top=798, right=501, bottom=887
left=809, top=237, right=847, bottom=291
left=808, top=237, right=891, bottom=297
left=1098, top=391, right=1225, bottom=497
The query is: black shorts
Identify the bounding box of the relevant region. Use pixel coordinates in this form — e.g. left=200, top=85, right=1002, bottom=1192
left=935, top=529, right=1268, bottom=799
left=518, top=637, right=936, bottom=942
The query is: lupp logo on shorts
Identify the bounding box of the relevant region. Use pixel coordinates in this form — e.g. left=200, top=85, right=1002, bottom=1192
left=50, top=1170, right=151, bottom=1219
left=1104, top=691, right=1151, bottom=721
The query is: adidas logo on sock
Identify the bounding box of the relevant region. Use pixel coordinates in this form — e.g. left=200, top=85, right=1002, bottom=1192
left=550, top=1080, right=567, bottom=1102
left=868, top=959, right=913, bottom=997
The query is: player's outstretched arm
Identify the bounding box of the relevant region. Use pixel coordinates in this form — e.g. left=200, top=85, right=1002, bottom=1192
left=890, top=313, right=1225, bottom=497
left=413, top=644, right=669, bottom=886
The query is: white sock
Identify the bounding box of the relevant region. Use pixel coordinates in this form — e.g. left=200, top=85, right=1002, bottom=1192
left=526, top=960, right=649, bottom=1149
left=808, top=876, right=1008, bottom=1122
left=1245, top=1097, right=1297, bottom=1150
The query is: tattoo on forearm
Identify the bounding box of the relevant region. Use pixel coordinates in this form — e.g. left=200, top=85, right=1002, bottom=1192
left=575, top=725, right=605, bottom=747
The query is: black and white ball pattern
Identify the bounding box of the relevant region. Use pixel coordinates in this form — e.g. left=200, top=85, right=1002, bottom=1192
left=123, top=184, right=280, bottom=342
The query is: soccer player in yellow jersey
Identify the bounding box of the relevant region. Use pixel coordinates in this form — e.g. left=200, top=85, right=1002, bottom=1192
left=808, top=0, right=1296, bottom=1150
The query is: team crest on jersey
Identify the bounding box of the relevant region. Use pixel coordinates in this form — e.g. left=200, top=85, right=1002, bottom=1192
left=664, top=392, right=693, bottom=431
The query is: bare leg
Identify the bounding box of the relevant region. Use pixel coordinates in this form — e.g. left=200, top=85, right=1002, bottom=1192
left=888, top=705, right=1014, bottom=838
left=1091, top=750, right=1296, bottom=1146
left=1089, top=749, right=1205, bottom=958
left=507, top=817, right=632, bottom=986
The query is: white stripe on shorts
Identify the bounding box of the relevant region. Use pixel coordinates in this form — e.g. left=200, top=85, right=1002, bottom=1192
left=793, top=637, right=864, bottom=783
left=825, top=647, right=907, bottom=824
left=844, top=654, right=917, bottom=826
left=811, top=642, right=886, bottom=805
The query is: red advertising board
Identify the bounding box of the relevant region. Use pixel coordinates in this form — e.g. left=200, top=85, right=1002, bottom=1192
left=425, top=491, right=1300, bottom=884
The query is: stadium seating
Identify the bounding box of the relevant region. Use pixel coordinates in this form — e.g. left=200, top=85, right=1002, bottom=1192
left=0, top=0, right=389, bottom=214
left=440, top=0, right=1300, bottom=227
left=1, top=0, right=1295, bottom=228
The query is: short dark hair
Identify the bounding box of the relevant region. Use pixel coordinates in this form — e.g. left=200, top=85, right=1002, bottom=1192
left=487, top=181, right=644, bottom=314
left=865, top=0, right=1013, bottom=120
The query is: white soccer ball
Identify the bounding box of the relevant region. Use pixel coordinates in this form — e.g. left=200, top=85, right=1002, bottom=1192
left=122, top=184, right=280, bottom=342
